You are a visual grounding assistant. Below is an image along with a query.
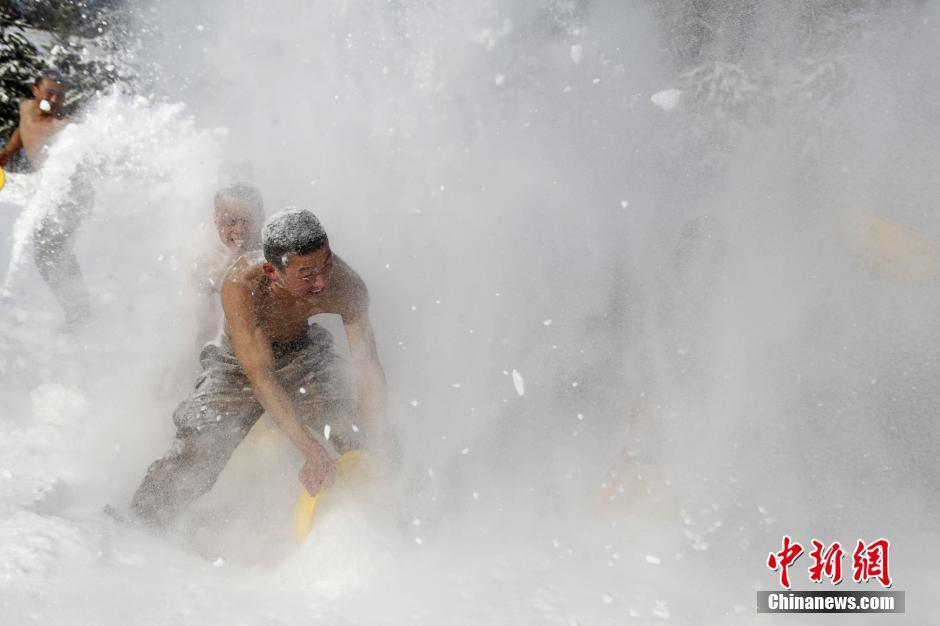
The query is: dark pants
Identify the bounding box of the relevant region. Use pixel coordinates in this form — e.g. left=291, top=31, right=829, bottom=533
left=131, top=324, right=360, bottom=529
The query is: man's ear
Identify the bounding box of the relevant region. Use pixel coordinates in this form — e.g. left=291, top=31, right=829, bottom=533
left=262, top=262, right=278, bottom=280
left=31, top=84, right=41, bottom=99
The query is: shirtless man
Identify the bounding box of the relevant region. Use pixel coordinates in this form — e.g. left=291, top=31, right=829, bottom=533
left=131, top=208, right=393, bottom=530
left=0, top=71, right=92, bottom=326
left=191, top=183, right=265, bottom=348
left=0, top=74, right=69, bottom=168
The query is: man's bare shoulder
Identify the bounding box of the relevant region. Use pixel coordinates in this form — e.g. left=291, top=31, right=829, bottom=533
left=222, top=252, right=267, bottom=294
left=334, top=254, right=366, bottom=289
left=191, top=245, right=231, bottom=293
left=331, top=254, right=369, bottom=318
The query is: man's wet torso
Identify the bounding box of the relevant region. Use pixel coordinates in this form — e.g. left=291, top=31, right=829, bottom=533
left=18, top=100, right=68, bottom=166
left=222, top=252, right=366, bottom=346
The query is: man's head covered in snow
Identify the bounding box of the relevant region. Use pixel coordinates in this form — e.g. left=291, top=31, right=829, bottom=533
left=263, top=207, right=328, bottom=268
left=262, top=208, right=333, bottom=298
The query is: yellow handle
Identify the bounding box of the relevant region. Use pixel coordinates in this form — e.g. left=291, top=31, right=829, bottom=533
left=293, top=449, right=370, bottom=545
left=293, top=487, right=323, bottom=544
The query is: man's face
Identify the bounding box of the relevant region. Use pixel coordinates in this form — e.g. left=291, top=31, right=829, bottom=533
left=266, top=244, right=334, bottom=300
left=215, top=199, right=261, bottom=253
left=32, top=79, right=66, bottom=115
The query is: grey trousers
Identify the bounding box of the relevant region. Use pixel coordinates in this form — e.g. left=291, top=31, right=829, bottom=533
left=131, top=324, right=359, bottom=529
left=33, top=175, right=93, bottom=324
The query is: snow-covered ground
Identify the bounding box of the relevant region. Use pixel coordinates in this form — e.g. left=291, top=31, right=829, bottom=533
left=3, top=2, right=940, bottom=624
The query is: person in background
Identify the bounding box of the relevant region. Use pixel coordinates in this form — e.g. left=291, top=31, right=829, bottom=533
left=191, top=183, right=265, bottom=348
left=0, top=70, right=92, bottom=328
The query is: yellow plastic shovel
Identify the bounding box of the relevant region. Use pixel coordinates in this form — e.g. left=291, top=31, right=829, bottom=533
left=293, top=449, right=372, bottom=544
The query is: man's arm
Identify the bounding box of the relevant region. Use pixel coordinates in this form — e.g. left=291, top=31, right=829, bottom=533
left=0, top=128, right=23, bottom=167
left=220, top=278, right=334, bottom=493
left=343, top=308, right=396, bottom=461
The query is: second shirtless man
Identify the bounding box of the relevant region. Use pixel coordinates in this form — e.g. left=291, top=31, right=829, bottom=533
left=131, top=208, right=393, bottom=530
left=0, top=71, right=93, bottom=326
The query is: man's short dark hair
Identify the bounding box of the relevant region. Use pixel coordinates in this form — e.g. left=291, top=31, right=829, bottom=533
left=214, top=182, right=264, bottom=222
left=35, top=69, right=67, bottom=88
left=262, top=208, right=328, bottom=269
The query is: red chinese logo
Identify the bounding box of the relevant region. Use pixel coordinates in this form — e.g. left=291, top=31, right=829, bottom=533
left=767, top=535, right=804, bottom=589
left=808, top=540, right=844, bottom=584
left=852, top=538, right=892, bottom=588
left=767, top=536, right=892, bottom=588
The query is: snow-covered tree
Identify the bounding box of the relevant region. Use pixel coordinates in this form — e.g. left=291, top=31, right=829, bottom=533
left=0, top=0, right=130, bottom=149
left=0, top=4, right=44, bottom=140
